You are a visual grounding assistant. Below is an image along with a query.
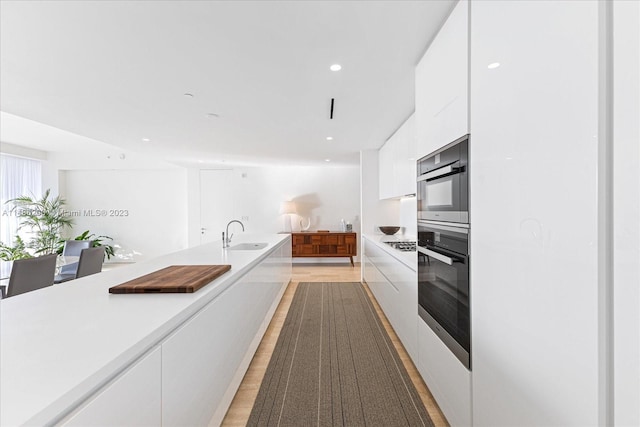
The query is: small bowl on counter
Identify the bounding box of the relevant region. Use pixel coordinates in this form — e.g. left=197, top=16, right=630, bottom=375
left=378, top=226, right=401, bottom=235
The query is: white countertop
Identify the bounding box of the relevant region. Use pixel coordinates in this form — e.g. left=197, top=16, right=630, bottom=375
left=362, top=233, right=417, bottom=271
left=0, top=234, right=289, bottom=426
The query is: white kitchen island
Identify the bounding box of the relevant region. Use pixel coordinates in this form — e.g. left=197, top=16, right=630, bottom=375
left=0, top=233, right=292, bottom=426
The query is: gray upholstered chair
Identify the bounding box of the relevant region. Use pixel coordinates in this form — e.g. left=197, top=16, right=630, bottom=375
left=58, top=240, right=93, bottom=276
left=0, top=254, right=57, bottom=298
left=75, top=246, right=105, bottom=279
left=55, top=246, right=105, bottom=283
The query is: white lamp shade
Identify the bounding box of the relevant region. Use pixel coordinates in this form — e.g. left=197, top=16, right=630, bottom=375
left=279, top=201, right=297, bottom=214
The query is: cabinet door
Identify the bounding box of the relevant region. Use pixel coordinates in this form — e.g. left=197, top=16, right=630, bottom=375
left=380, top=114, right=416, bottom=199
left=63, top=347, right=161, bottom=426
left=384, top=258, right=417, bottom=361
left=415, top=0, right=469, bottom=158
left=395, top=114, right=417, bottom=197
left=363, top=240, right=418, bottom=361
left=162, top=252, right=284, bottom=426
left=417, top=320, right=471, bottom=427
left=470, top=1, right=599, bottom=425
left=378, top=141, right=395, bottom=199
left=363, top=241, right=399, bottom=329
left=363, top=254, right=375, bottom=286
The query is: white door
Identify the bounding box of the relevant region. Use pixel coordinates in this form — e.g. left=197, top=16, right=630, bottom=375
left=200, top=170, right=234, bottom=245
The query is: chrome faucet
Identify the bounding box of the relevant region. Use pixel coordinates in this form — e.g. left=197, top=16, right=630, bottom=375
left=223, top=220, right=245, bottom=248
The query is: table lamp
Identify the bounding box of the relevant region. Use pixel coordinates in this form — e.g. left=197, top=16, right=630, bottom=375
left=279, top=201, right=297, bottom=232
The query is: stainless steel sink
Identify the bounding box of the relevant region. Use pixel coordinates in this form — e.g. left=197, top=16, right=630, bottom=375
left=228, top=243, right=268, bottom=250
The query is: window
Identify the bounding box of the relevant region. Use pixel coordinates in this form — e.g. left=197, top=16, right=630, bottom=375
left=0, top=154, right=42, bottom=247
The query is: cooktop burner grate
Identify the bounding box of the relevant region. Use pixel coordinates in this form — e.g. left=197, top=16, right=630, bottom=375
left=384, top=241, right=417, bottom=252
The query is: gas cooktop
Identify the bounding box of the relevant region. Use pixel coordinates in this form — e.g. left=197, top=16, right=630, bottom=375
left=384, top=241, right=417, bottom=252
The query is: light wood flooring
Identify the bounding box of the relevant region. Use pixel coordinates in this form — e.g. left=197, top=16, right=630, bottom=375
left=221, top=263, right=449, bottom=427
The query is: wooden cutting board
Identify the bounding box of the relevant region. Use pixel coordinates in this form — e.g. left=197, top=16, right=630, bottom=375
left=108, top=265, right=232, bottom=294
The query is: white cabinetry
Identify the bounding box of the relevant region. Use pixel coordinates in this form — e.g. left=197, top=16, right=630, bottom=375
left=415, top=0, right=468, bottom=159
left=64, top=241, right=290, bottom=427
left=63, top=347, right=161, bottom=426
left=396, top=114, right=416, bottom=197
left=417, top=321, right=471, bottom=427
left=378, top=141, right=395, bottom=199
left=363, top=238, right=417, bottom=360
left=162, top=243, right=290, bottom=426
left=378, top=114, right=416, bottom=199
left=470, top=1, right=599, bottom=425
left=613, top=2, right=640, bottom=425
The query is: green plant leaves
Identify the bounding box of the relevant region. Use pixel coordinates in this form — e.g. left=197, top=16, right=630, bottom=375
left=3, top=189, right=116, bottom=260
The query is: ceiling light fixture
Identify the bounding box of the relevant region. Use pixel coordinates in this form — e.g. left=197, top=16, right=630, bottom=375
left=488, top=62, right=501, bottom=69
left=326, top=136, right=333, bottom=141
left=330, top=64, right=342, bottom=71
left=142, top=138, right=151, bottom=142
left=325, top=159, right=331, bottom=162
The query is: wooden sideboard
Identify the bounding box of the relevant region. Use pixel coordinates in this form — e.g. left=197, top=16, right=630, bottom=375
left=291, top=232, right=357, bottom=266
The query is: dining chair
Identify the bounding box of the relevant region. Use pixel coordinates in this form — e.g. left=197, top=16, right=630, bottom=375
left=59, top=240, right=93, bottom=276
left=0, top=254, right=57, bottom=299
left=75, top=246, right=105, bottom=279
left=55, top=246, right=105, bottom=283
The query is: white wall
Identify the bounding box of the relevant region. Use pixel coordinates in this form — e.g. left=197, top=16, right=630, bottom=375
left=62, top=169, right=188, bottom=262
left=360, top=150, right=400, bottom=236
left=234, top=166, right=360, bottom=234
left=188, top=164, right=361, bottom=262
left=43, top=148, right=179, bottom=196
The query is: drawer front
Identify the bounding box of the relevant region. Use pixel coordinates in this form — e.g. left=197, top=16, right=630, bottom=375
left=336, top=245, right=349, bottom=255
left=318, top=245, right=337, bottom=255
left=323, top=235, right=339, bottom=245
left=292, top=235, right=307, bottom=245
left=293, top=245, right=313, bottom=255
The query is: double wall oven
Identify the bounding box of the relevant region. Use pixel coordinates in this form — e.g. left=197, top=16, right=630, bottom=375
left=417, top=134, right=471, bottom=369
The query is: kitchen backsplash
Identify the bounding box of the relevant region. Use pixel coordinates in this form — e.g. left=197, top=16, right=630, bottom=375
left=400, top=196, right=417, bottom=237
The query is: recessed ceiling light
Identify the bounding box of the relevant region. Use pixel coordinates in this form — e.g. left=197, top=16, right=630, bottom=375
left=207, top=113, right=220, bottom=118
left=487, top=62, right=501, bottom=69
left=326, top=136, right=333, bottom=141
left=142, top=138, right=151, bottom=142
left=184, top=93, right=194, bottom=97
left=330, top=64, right=342, bottom=71
left=325, top=159, right=331, bottom=162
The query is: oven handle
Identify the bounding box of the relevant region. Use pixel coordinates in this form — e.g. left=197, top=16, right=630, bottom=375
left=417, top=246, right=454, bottom=265
left=417, top=164, right=461, bottom=182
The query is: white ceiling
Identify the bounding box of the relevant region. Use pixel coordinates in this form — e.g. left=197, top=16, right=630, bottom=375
left=0, top=0, right=455, bottom=167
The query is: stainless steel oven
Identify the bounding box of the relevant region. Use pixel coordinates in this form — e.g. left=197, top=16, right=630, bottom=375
left=417, top=135, right=469, bottom=224
left=417, top=221, right=470, bottom=369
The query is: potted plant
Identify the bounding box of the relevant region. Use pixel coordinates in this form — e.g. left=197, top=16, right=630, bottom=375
left=56, top=230, right=115, bottom=260
left=7, top=189, right=73, bottom=255
left=0, top=236, right=32, bottom=261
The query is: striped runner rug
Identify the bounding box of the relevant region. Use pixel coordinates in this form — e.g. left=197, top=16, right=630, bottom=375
left=247, top=282, right=434, bottom=427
